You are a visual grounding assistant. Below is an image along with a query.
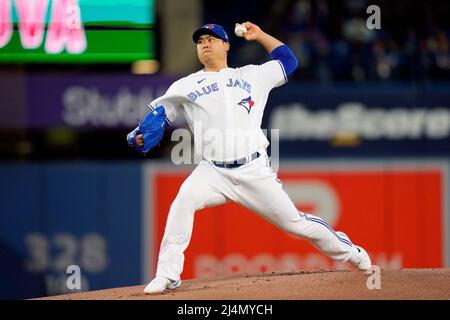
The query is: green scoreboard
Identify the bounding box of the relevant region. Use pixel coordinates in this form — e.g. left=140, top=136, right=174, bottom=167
left=0, top=0, right=155, bottom=63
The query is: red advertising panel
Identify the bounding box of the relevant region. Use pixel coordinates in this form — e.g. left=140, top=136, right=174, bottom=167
left=147, top=163, right=446, bottom=280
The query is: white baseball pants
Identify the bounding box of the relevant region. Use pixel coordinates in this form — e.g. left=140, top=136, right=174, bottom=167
left=155, top=152, right=354, bottom=281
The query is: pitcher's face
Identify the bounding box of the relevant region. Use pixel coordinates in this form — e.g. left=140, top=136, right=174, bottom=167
left=196, top=34, right=229, bottom=67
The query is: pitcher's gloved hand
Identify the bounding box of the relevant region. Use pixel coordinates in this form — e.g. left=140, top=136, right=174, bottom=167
left=127, top=105, right=168, bottom=155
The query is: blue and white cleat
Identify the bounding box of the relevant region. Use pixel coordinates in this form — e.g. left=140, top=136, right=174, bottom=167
left=144, top=276, right=181, bottom=294
left=336, top=231, right=372, bottom=271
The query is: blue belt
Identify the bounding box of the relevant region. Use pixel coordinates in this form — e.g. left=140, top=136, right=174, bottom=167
left=212, top=152, right=261, bottom=169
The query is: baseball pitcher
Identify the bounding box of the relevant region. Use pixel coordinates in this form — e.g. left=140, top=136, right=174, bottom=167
left=127, top=22, right=372, bottom=294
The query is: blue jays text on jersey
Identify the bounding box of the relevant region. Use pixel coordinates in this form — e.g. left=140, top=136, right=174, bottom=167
left=187, top=78, right=252, bottom=103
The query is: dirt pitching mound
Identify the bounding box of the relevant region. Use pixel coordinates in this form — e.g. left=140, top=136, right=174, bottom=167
left=35, top=268, right=450, bottom=300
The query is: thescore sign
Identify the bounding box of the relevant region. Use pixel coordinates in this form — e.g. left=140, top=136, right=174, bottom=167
left=270, top=102, right=450, bottom=140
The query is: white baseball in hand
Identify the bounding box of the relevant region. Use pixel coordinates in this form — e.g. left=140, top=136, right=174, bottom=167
left=234, top=24, right=247, bottom=37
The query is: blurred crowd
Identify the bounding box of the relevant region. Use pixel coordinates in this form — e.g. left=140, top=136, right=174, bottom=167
left=227, top=0, right=450, bottom=82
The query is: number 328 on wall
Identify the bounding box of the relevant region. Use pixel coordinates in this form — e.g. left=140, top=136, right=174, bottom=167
left=24, top=232, right=108, bottom=274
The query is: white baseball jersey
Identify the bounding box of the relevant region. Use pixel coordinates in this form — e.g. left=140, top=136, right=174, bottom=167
left=150, top=60, right=287, bottom=162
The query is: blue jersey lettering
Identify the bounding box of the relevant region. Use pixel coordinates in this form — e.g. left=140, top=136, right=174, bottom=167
left=187, top=92, right=197, bottom=102
left=187, top=82, right=220, bottom=102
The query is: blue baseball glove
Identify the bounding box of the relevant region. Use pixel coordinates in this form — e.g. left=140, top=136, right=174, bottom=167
left=127, top=104, right=168, bottom=155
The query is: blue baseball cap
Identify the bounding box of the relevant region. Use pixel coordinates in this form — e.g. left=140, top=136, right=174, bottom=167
left=192, top=23, right=229, bottom=43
